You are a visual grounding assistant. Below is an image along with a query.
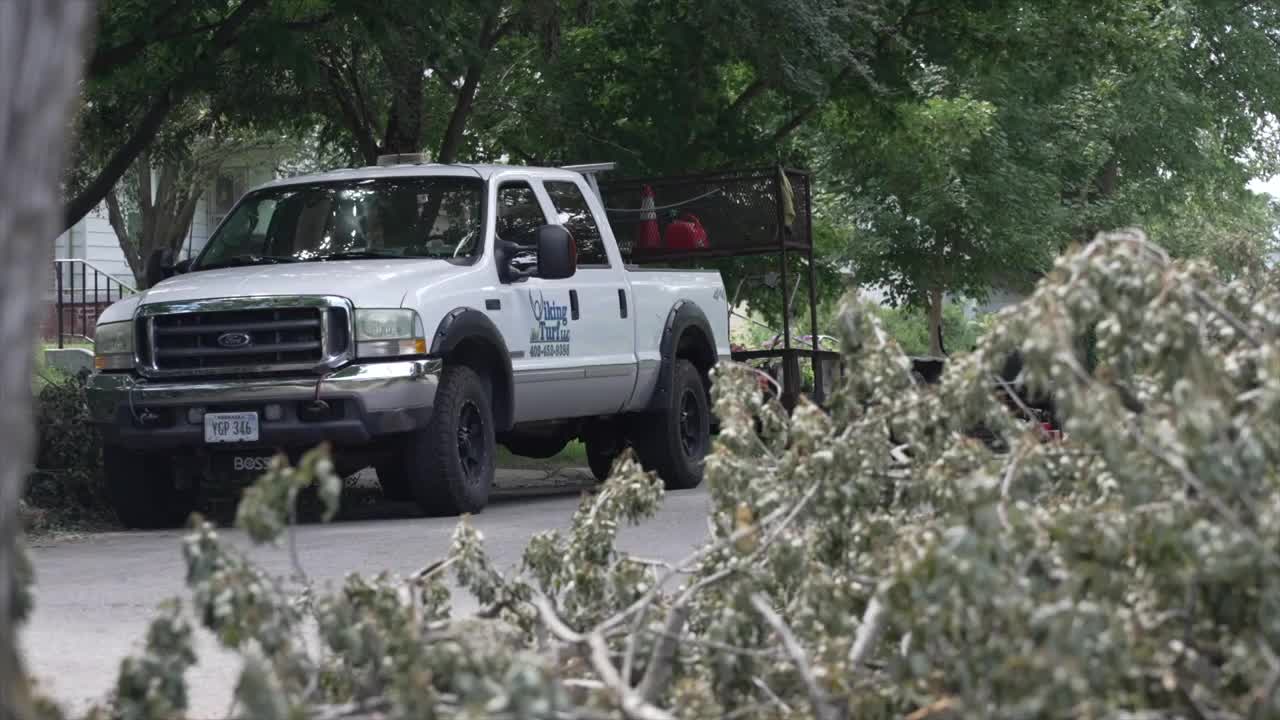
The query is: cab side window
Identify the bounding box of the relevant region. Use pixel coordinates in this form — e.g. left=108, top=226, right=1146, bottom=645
left=496, top=182, right=546, bottom=270
left=544, top=180, right=609, bottom=266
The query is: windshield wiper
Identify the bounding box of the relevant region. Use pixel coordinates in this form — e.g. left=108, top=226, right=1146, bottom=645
left=317, top=250, right=412, bottom=260
left=198, top=254, right=301, bottom=270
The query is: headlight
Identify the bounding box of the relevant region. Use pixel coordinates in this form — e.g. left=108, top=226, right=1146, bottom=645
left=94, top=321, right=134, bottom=370
left=355, top=309, right=427, bottom=358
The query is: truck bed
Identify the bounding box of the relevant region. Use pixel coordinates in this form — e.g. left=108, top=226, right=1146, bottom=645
left=623, top=267, right=730, bottom=412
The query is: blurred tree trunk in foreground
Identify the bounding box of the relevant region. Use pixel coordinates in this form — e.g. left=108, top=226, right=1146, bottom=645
left=0, top=2, right=96, bottom=717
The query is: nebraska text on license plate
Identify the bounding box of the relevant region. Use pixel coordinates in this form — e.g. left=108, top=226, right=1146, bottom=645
left=204, top=412, right=259, bottom=443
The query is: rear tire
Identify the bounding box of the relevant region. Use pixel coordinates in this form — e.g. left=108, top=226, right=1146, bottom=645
left=406, top=365, right=495, bottom=516
left=633, top=359, right=710, bottom=490
left=104, top=445, right=194, bottom=530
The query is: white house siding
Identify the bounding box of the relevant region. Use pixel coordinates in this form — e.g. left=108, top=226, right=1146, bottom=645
left=181, top=194, right=210, bottom=260
left=81, top=206, right=135, bottom=283
left=52, top=148, right=288, bottom=288
left=970, top=287, right=1025, bottom=317
left=46, top=149, right=290, bottom=342
left=50, top=206, right=134, bottom=305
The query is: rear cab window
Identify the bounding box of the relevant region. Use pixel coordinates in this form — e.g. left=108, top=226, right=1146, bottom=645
left=544, top=180, right=609, bottom=267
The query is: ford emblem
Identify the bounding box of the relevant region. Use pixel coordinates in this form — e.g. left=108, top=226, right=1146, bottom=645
left=217, top=331, right=252, bottom=348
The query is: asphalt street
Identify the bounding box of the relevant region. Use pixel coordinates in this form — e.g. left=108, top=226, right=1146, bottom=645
left=22, top=468, right=712, bottom=718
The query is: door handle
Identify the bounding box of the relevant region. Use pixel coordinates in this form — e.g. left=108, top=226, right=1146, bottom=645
left=618, top=288, right=628, bottom=318
left=569, top=290, right=580, bottom=320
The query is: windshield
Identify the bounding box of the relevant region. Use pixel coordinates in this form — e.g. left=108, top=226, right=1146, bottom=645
left=194, top=176, right=484, bottom=269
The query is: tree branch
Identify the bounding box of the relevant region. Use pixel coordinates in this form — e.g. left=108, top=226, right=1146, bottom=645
left=686, top=77, right=770, bottom=156
left=597, top=481, right=819, bottom=640
left=532, top=594, right=676, bottom=720
left=633, top=570, right=733, bottom=702
left=764, top=63, right=858, bottom=146
left=429, top=64, right=461, bottom=97
left=750, top=593, right=846, bottom=720
left=727, top=78, right=769, bottom=116
left=436, top=9, right=505, bottom=163
left=86, top=1, right=208, bottom=77
left=321, top=60, right=380, bottom=165
left=88, top=9, right=336, bottom=80
left=63, top=0, right=272, bottom=232
left=104, top=188, right=141, bottom=282
left=847, top=596, right=887, bottom=670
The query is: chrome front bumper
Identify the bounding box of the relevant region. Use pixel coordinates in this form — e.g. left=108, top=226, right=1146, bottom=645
left=86, top=359, right=442, bottom=450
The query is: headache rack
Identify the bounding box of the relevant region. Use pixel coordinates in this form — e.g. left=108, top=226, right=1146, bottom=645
left=591, top=165, right=841, bottom=410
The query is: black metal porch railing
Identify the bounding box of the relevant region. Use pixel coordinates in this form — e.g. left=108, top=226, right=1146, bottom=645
left=51, top=259, right=136, bottom=348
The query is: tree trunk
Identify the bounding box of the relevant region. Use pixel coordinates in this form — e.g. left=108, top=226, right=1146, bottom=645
left=380, top=51, right=426, bottom=156
left=0, top=3, right=96, bottom=718
left=436, top=61, right=484, bottom=164
left=436, top=10, right=506, bottom=164
left=927, top=287, right=945, bottom=356
left=106, top=156, right=206, bottom=288
left=104, top=188, right=145, bottom=286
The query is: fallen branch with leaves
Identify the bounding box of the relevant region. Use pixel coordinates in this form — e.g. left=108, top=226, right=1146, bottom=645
left=26, top=229, right=1280, bottom=720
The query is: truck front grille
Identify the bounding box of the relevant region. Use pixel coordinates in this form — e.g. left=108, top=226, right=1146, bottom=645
left=141, top=305, right=350, bottom=376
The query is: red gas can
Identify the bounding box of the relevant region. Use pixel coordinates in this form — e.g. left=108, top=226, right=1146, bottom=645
left=663, top=212, right=709, bottom=250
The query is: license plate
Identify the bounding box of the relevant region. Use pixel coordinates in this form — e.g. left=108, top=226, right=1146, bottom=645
left=204, top=412, right=259, bottom=444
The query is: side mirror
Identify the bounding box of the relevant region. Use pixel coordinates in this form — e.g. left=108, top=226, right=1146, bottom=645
left=173, top=258, right=193, bottom=274
left=534, top=224, right=576, bottom=280
left=144, top=248, right=175, bottom=288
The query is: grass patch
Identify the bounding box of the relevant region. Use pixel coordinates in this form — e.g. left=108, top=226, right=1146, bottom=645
left=496, top=440, right=587, bottom=470
left=32, top=346, right=73, bottom=393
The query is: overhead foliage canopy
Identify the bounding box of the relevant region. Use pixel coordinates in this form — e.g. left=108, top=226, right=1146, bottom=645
left=64, top=0, right=1280, bottom=338
left=810, top=0, right=1280, bottom=339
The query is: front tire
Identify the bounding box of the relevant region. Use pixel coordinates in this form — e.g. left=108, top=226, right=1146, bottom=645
left=633, top=359, right=710, bottom=490
left=406, top=365, right=495, bottom=516
left=103, top=445, right=194, bottom=529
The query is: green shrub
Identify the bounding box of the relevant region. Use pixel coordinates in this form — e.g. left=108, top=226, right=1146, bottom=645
left=26, top=370, right=111, bottom=527
left=871, top=301, right=984, bottom=356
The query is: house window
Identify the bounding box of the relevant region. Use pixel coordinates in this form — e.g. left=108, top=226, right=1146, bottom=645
left=209, top=168, right=249, bottom=230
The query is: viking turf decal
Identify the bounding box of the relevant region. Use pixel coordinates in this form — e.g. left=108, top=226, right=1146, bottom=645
left=528, top=290, right=572, bottom=357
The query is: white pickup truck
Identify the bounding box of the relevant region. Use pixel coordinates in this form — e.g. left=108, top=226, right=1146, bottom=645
left=85, top=160, right=730, bottom=528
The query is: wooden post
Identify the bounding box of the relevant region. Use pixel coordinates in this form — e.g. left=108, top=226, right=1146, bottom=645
left=775, top=171, right=795, bottom=410
left=0, top=3, right=96, bottom=717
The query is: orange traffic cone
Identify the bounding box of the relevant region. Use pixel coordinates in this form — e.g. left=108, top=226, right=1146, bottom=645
left=637, top=184, right=660, bottom=251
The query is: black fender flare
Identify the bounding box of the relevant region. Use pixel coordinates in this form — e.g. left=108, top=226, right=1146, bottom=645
left=430, top=307, right=515, bottom=431
left=647, top=300, right=718, bottom=412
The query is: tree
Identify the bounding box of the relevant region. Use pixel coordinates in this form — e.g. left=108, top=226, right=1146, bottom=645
left=214, top=0, right=549, bottom=168
left=102, top=113, right=288, bottom=287
left=813, top=0, right=1280, bottom=353
left=815, top=93, right=1066, bottom=355
left=0, top=3, right=97, bottom=718
left=465, top=0, right=923, bottom=334
left=480, top=0, right=915, bottom=174
left=63, top=0, right=340, bottom=232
